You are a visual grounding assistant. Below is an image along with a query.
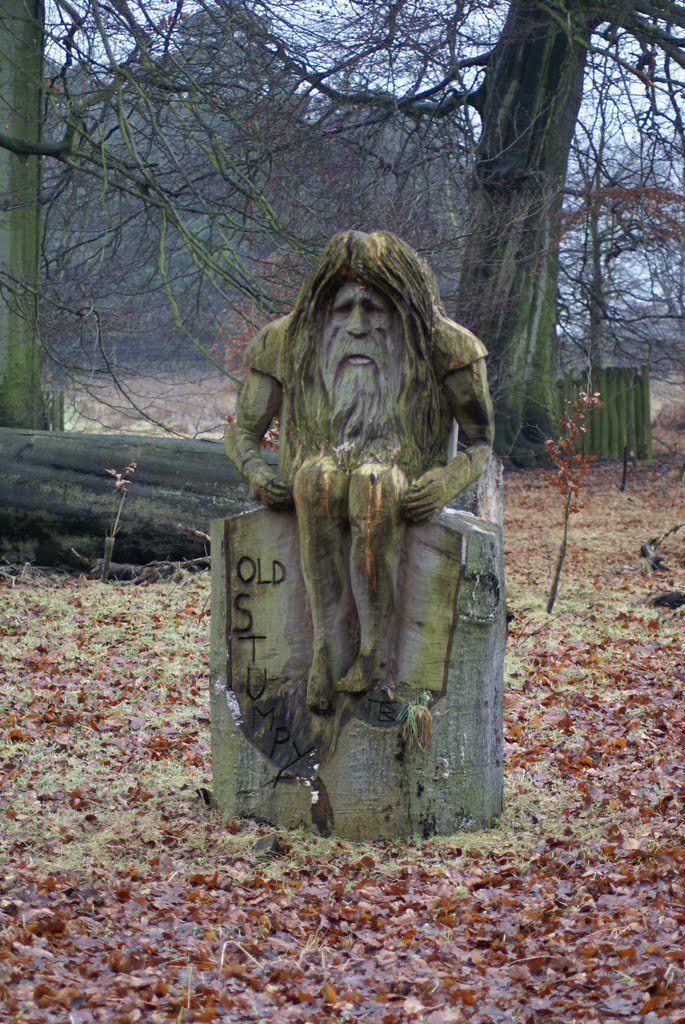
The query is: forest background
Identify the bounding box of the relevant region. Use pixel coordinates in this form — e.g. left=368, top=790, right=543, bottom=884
left=1, top=4, right=684, bottom=1020
left=1, top=0, right=684, bottom=460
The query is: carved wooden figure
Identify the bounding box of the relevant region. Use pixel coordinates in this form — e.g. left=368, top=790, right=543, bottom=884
left=213, top=230, right=505, bottom=839
left=226, top=232, right=494, bottom=708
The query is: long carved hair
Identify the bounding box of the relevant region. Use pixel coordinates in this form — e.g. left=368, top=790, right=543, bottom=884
left=285, top=231, right=448, bottom=476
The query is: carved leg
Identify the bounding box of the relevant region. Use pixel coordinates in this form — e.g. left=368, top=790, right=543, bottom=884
left=336, top=463, right=407, bottom=695
left=294, top=456, right=352, bottom=713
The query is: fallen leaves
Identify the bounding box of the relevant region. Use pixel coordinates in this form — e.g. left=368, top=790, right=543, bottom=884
left=1, top=456, right=684, bottom=1021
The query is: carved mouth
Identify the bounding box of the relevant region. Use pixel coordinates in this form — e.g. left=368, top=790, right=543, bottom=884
left=345, top=355, right=375, bottom=367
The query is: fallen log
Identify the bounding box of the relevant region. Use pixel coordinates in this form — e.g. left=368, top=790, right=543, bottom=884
left=0, top=427, right=266, bottom=567
left=90, top=555, right=212, bottom=583
left=1, top=428, right=501, bottom=570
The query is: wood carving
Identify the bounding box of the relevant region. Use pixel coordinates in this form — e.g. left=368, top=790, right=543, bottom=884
left=225, top=230, right=495, bottom=716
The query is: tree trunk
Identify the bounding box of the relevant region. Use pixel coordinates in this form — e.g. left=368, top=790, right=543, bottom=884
left=0, top=1, right=46, bottom=429
left=0, top=427, right=263, bottom=566
left=458, top=1, right=595, bottom=463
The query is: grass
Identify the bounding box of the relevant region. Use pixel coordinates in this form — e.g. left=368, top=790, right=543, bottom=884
left=1, top=407, right=683, bottom=1022
left=1, top=573, right=213, bottom=877
left=396, top=691, right=433, bottom=751
left=62, top=370, right=236, bottom=439
left=2, top=456, right=683, bottom=878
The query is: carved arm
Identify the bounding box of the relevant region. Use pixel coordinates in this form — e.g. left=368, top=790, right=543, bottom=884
left=402, top=359, right=495, bottom=521
left=225, top=370, right=294, bottom=508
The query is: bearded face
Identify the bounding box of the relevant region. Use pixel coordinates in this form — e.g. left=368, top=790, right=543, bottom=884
left=288, top=238, right=447, bottom=477
left=319, top=283, right=406, bottom=446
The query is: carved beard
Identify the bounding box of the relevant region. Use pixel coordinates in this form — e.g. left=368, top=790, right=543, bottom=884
left=320, top=333, right=405, bottom=446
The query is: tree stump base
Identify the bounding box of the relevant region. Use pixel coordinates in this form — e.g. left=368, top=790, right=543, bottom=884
left=209, top=464, right=505, bottom=840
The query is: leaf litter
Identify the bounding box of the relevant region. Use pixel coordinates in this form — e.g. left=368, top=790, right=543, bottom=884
left=1, top=448, right=684, bottom=1023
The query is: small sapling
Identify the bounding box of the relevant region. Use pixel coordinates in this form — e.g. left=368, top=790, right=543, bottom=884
left=101, top=461, right=137, bottom=582
left=545, top=393, right=601, bottom=614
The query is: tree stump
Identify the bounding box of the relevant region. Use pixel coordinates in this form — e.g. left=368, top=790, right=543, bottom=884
left=212, top=231, right=505, bottom=839
left=210, top=462, right=505, bottom=840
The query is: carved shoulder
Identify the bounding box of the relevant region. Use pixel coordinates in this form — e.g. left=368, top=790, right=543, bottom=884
left=244, top=314, right=293, bottom=384
left=433, top=315, right=488, bottom=379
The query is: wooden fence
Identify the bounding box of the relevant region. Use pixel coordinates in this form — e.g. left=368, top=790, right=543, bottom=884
left=561, top=366, right=652, bottom=462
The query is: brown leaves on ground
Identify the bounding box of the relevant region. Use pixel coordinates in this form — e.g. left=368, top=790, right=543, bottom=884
left=1, top=446, right=684, bottom=1023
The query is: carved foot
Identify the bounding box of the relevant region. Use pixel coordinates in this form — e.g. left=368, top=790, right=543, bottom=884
left=306, top=647, right=334, bottom=715
left=335, top=654, right=381, bottom=695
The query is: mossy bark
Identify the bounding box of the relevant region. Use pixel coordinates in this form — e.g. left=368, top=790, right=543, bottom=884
left=0, top=1, right=46, bottom=429
left=458, top=1, right=596, bottom=463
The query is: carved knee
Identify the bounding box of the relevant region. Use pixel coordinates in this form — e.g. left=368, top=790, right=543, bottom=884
left=294, top=457, right=348, bottom=519
left=348, top=464, right=407, bottom=527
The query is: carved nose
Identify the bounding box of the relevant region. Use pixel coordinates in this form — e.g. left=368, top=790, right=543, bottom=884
left=346, top=304, right=369, bottom=337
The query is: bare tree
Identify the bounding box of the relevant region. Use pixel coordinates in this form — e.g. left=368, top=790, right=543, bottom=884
left=559, top=52, right=685, bottom=383
left=1, top=0, right=683, bottom=456
left=0, top=1, right=474, bottom=429
left=244, top=0, right=685, bottom=460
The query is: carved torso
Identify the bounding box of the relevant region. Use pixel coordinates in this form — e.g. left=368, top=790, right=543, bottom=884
left=244, top=311, right=487, bottom=480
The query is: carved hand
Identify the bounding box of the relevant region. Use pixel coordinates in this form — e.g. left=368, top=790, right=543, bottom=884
left=401, top=454, right=473, bottom=522
left=248, top=464, right=295, bottom=509
left=401, top=467, right=451, bottom=522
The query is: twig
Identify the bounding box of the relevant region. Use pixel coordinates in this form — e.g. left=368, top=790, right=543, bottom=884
left=649, top=522, right=684, bottom=551
left=102, top=462, right=137, bottom=581
left=69, top=547, right=92, bottom=566
left=545, top=393, right=601, bottom=613
left=641, top=522, right=683, bottom=571
left=175, top=523, right=211, bottom=543
left=232, top=941, right=265, bottom=973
